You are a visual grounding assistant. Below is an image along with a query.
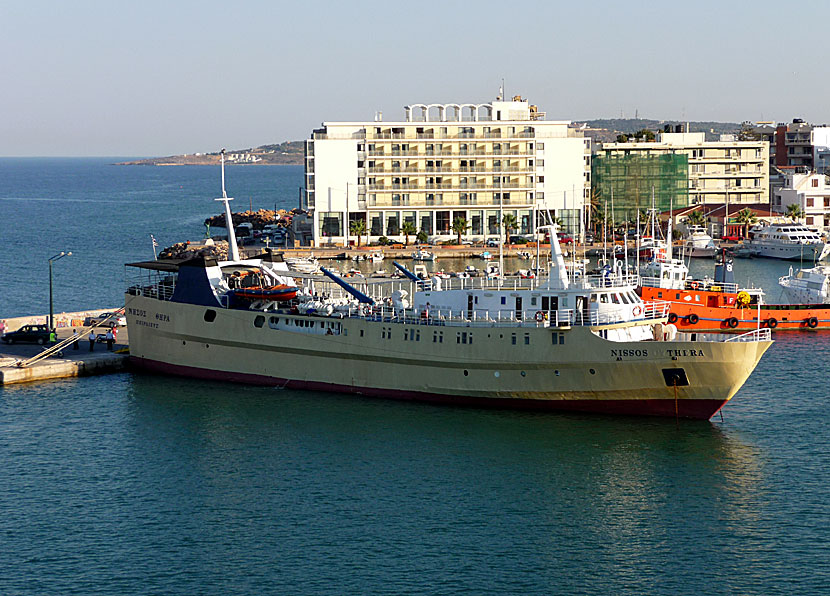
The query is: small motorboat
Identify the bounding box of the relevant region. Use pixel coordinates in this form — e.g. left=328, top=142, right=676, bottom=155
left=412, top=249, right=436, bottom=262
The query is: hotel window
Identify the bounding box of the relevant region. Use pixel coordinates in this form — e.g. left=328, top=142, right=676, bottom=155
left=807, top=216, right=814, bottom=225
left=807, top=197, right=814, bottom=207
left=813, top=179, right=820, bottom=188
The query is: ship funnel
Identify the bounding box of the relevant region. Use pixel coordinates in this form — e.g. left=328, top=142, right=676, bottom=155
left=714, top=250, right=735, bottom=285
left=215, top=149, right=241, bottom=262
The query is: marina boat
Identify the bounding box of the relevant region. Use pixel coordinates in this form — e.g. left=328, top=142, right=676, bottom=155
left=683, top=226, right=717, bottom=258
left=285, top=256, right=320, bottom=273
left=479, top=251, right=493, bottom=260
left=639, top=252, right=830, bottom=332
left=369, top=252, right=385, bottom=263
left=412, top=249, right=436, bottom=262
left=779, top=265, right=830, bottom=304
left=745, top=222, right=830, bottom=261
left=124, top=159, right=773, bottom=420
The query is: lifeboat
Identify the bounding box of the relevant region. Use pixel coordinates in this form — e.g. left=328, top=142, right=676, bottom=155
left=230, top=284, right=298, bottom=302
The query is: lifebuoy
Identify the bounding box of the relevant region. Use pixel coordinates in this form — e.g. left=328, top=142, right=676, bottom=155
left=726, top=317, right=739, bottom=328
left=632, top=305, right=643, bottom=316
left=667, top=313, right=678, bottom=324
left=807, top=317, right=818, bottom=328
left=535, top=311, right=545, bottom=322
left=687, top=313, right=699, bottom=324
left=690, top=281, right=701, bottom=290
left=766, top=317, right=778, bottom=329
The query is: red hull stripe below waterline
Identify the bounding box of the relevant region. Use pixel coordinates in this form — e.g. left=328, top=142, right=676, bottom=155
left=130, top=356, right=728, bottom=420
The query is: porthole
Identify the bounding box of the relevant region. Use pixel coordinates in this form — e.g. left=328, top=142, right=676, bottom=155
left=182, top=340, right=186, bottom=345
left=494, top=371, right=500, bottom=378
left=521, top=371, right=526, bottom=377
left=555, top=370, right=560, bottom=376
left=204, top=309, right=217, bottom=322
left=464, top=370, right=469, bottom=376
left=589, top=368, right=596, bottom=375
left=254, top=315, right=265, bottom=328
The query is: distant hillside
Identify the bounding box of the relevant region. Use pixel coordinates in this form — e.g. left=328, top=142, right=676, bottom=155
left=117, top=141, right=304, bottom=166
left=578, top=118, right=741, bottom=143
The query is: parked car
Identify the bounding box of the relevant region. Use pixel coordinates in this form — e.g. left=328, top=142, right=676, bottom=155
left=486, top=238, right=499, bottom=247
left=584, top=232, right=595, bottom=244
left=84, top=312, right=127, bottom=327
left=2, top=324, right=52, bottom=345
left=557, top=232, right=574, bottom=245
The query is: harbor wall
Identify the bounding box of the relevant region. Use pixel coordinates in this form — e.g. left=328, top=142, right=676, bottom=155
left=0, top=308, right=118, bottom=334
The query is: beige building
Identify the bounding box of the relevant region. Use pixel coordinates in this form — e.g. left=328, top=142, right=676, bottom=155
left=598, top=132, right=769, bottom=206
left=304, top=97, right=591, bottom=246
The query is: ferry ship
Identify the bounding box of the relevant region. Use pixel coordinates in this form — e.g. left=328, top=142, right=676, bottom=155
left=124, top=159, right=772, bottom=420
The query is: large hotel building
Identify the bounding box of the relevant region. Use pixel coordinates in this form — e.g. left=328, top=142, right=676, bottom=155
left=303, top=97, right=590, bottom=246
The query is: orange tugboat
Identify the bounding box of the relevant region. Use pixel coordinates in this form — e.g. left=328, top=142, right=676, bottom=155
left=638, top=251, right=830, bottom=332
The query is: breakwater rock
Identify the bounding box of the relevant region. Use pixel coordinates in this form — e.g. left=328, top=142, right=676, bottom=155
left=159, top=240, right=229, bottom=260
left=204, top=208, right=299, bottom=229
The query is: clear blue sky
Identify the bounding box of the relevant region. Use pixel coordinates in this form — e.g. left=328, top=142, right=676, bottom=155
left=2, top=0, right=827, bottom=156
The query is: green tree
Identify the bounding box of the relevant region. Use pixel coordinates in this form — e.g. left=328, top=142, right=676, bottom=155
left=416, top=230, right=429, bottom=244
left=686, top=209, right=706, bottom=227
left=632, top=128, right=656, bottom=142
left=349, top=218, right=366, bottom=247
left=401, top=221, right=417, bottom=246
left=502, top=213, right=518, bottom=239
left=451, top=216, right=469, bottom=245
left=735, top=208, right=758, bottom=238
left=786, top=203, right=804, bottom=222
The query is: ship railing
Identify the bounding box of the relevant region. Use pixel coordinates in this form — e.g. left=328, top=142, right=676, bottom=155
left=125, top=270, right=177, bottom=301
left=343, top=302, right=670, bottom=328
left=724, top=328, right=772, bottom=342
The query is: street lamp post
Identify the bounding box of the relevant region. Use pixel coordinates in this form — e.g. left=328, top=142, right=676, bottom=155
left=48, top=251, right=72, bottom=332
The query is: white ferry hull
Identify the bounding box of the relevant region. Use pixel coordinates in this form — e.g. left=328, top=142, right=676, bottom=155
left=126, top=294, right=771, bottom=420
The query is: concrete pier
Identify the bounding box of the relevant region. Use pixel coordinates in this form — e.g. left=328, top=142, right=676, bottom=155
left=0, top=311, right=129, bottom=386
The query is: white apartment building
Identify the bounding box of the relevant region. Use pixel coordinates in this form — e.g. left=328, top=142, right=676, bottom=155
left=304, top=97, right=591, bottom=246
left=775, top=172, right=830, bottom=231
left=598, top=132, right=769, bottom=206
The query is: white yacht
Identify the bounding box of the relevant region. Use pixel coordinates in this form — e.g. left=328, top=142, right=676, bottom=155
left=746, top=223, right=830, bottom=261
left=778, top=265, right=830, bottom=304
left=683, top=226, right=717, bottom=258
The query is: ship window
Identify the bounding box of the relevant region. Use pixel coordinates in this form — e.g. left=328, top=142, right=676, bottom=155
left=552, top=333, right=558, bottom=344
left=611, top=294, right=620, bottom=304
left=559, top=335, right=565, bottom=344
left=600, top=294, right=609, bottom=303
left=204, top=309, right=217, bottom=322
left=511, top=334, right=517, bottom=345
left=531, top=297, right=537, bottom=306
left=254, top=315, right=265, bottom=328
left=501, top=297, right=506, bottom=305
left=360, top=329, right=364, bottom=337
left=524, top=334, right=530, bottom=345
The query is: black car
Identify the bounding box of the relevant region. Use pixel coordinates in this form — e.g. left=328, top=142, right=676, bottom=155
left=2, top=324, right=52, bottom=345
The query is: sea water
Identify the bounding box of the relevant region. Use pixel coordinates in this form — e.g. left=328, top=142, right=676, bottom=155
left=1, top=159, right=828, bottom=594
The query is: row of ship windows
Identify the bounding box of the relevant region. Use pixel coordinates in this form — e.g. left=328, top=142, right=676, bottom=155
left=241, top=312, right=569, bottom=346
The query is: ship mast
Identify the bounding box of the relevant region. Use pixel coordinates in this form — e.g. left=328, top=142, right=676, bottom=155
left=215, top=149, right=241, bottom=262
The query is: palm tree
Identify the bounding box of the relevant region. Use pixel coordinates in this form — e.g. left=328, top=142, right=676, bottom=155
left=786, top=203, right=805, bottom=222
left=451, top=216, right=469, bottom=245
left=349, top=218, right=366, bottom=247
left=502, top=213, right=518, bottom=240
left=735, top=208, right=758, bottom=238
left=686, top=209, right=706, bottom=227
left=401, top=221, right=417, bottom=246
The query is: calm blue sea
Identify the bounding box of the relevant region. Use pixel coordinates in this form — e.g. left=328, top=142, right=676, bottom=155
left=1, top=159, right=829, bottom=595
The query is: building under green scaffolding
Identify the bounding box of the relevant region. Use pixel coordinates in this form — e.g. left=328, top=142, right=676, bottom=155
left=591, top=153, right=689, bottom=223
